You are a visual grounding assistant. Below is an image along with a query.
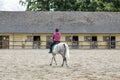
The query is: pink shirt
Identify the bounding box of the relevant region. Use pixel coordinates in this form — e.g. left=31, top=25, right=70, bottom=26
left=52, top=32, right=61, bottom=41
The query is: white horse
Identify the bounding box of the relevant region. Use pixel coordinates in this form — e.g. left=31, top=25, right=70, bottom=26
left=50, top=43, right=70, bottom=67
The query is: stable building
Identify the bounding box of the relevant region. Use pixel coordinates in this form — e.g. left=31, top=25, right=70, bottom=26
left=0, top=12, right=120, bottom=49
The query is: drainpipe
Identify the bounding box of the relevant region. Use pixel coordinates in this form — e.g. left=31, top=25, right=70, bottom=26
left=109, top=34, right=111, bottom=49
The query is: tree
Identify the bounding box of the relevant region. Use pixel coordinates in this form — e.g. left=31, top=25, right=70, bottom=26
left=20, top=0, right=78, bottom=11
left=19, top=0, right=120, bottom=11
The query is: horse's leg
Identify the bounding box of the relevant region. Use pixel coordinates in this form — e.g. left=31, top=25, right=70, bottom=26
left=61, top=55, right=65, bottom=67
left=50, top=56, right=54, bottom=66
left=61, top=57, right=64, bottom=67
left=65, top=57, right=69, bottom=67
left=61, top=56, right=69, bottom=67
left=53, top=57, right=57, bottom=65
left=61, top=44, right=69, bottom=67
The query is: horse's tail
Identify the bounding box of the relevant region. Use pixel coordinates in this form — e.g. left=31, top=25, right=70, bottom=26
left=64, top=43, right=70, bottom=59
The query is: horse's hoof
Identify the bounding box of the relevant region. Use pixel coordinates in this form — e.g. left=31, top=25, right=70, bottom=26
left=61, top=65, right=63, bottom=67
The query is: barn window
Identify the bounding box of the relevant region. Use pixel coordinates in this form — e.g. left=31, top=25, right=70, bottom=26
left=65, top=36, right=72, bottom=42
left=103, top=36, right=110, bottom=41
left=84, top=36, right=91, bottom=41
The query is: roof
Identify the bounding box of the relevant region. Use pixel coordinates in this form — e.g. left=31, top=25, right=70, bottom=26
left=0, top=11, right=120, bottom=34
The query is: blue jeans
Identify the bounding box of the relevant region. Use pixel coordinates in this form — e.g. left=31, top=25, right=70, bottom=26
left=50, top=41, right=60, bottom=52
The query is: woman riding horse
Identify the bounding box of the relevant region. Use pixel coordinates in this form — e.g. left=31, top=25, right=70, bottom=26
left=49, top=28, right=61, bottom=53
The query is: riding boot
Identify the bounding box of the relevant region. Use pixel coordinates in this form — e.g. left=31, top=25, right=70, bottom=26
left=49, top=46, right=52, bottom=53
left=49, top=41, right=56, bottom=53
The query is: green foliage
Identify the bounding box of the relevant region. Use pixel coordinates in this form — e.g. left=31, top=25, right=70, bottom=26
left=20, top=0, right=120, bottom=11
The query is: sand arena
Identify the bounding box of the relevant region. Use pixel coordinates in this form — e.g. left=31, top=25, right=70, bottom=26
left=0, top=49, right=120, bottom=80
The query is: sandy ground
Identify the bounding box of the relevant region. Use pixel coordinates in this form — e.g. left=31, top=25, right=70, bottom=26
left=0, top=49, right=120, bottom=80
